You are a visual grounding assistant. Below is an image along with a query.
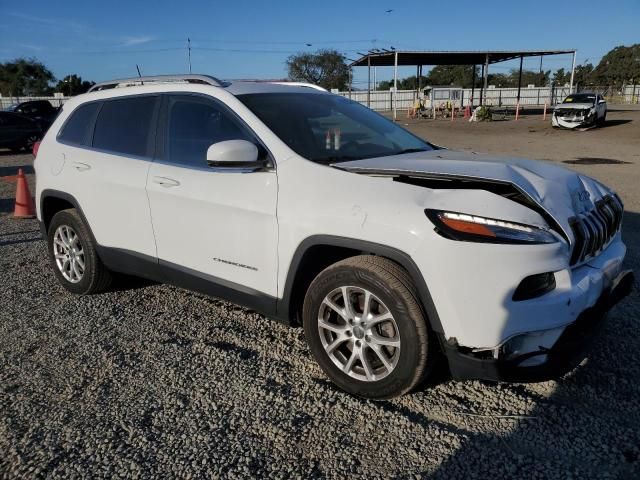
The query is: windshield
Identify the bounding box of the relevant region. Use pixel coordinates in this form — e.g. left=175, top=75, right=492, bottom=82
left=237, top=93, right=434, bottom=164
left=562, top=94, right=596, bottom=105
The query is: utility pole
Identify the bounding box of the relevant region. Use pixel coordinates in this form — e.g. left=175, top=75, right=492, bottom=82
left=569, top=50, right=577, bottom=93
left=188, top=38, right=192, bottom=74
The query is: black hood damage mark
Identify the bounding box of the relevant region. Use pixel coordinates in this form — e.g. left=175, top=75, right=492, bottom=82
left=563, top=157, right=630, bottom=165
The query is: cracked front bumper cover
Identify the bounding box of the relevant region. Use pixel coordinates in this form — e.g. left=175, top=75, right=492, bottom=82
left=443, top=269, right=634, bottom=382
left=552, top=112, right=595, bottom=129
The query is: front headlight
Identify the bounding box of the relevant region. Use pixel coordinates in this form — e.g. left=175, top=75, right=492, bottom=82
left=425, top=210, right=558, bottom=244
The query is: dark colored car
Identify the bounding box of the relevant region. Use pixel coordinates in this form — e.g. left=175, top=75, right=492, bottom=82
left=5, top=100, right=60, bottom=131
left=0, top=111, right=43, bottom=152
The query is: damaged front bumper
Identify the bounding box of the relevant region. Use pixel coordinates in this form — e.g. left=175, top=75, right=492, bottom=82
left=552, top=110, right=596, bottom=129
left=443, top=269, right=634, bottom=382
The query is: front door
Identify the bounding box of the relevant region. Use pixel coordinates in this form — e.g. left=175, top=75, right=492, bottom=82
left=146, top=93, right=279, bottom=304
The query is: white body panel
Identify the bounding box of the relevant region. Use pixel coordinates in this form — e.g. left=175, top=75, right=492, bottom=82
left=35, top=119, right=156, bottom=257
left=146, top=162, right=278, bottom=295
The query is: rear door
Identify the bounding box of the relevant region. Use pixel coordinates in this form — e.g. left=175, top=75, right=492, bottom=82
left=145, top=93, right=278, bottom=300
left=57, top=96, right=159, bottom=257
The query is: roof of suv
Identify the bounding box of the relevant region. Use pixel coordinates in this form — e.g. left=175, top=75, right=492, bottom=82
left=225, top=81, right=326, bottom=95
left=87, top=74, right=327, bottom=97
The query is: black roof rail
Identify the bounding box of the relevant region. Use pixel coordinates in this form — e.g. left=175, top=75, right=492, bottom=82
left=88, top=74, right=227, bottom=92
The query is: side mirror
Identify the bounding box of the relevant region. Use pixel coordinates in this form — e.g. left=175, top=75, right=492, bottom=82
left=598, top=99, right=606, bottom=104
left=206, top=140, right=261, bottom=168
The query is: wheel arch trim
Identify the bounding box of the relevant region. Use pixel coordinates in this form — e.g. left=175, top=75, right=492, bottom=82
left=39, top=189, right=98, bottom=245
left=278, top=235, right=444, bottom=333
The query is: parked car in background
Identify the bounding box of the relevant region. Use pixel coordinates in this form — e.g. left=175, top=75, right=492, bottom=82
left=552, top=93, right=607, bottom=129
left=0, top=111, right=42, bottom=152
left=4, top=100, right=60, bottom=132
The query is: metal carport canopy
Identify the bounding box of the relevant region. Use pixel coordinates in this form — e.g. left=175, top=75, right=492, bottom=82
left=349, top=49, right=576, bottom=67
left=350, top=49, right=577, bottom=120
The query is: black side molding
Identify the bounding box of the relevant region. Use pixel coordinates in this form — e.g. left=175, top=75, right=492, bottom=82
left=97, top=246, right=278, bottom=319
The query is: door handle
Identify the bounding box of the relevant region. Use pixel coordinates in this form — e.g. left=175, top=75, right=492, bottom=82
left=72, top=162, right=91, bottom=172
left=152, top=176, right=180, bottom=187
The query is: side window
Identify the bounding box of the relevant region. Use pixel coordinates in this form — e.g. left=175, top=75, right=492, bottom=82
left=93, top=96, right=158, bottom=157
left=58, top=102, right=101, bottom=146
left=166, top=96, right=255, bottom=167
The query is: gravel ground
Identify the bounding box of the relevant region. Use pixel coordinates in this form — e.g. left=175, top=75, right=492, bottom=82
left=1, top=136, right=639, bottom=478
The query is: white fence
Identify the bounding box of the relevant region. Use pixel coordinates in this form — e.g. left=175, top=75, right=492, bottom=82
left=338, top=85, right=640, bottom=112
left=2, top=85, right=638, bottom=113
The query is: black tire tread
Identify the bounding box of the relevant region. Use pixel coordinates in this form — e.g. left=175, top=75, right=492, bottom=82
left=308, top=255, right=430, bottom=398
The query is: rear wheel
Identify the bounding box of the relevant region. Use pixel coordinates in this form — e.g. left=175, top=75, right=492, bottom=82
left=47, top=209, right=112, bottom=294
left=303, top=255, right=432, bottom=399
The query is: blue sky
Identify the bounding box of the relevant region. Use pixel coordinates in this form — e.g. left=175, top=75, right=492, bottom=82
left=1, top=0, right=638, bottom=88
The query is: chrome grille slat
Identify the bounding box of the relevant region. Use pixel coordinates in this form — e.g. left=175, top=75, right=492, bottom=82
left=569, top=194, right=623, bottom=266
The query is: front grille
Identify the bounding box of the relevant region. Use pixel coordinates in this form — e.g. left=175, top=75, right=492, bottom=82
left=569, top=194, right=623, bottom=265
left=555, top=109, right=587, bottom=118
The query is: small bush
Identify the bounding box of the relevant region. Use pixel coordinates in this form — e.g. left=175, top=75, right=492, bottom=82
left=476, top=106, right=492, bottom=121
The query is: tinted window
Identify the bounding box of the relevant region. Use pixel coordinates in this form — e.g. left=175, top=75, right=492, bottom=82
left=58, top=102, right=100, bottom=145
left=238, top=93, right=433, bottom=164
left=166, top=96, right=254, bottom=167
left=93, top=96, right=157, bottom=157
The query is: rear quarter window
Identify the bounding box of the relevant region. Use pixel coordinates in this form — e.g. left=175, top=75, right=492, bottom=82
left=58, top=102, right=101, bottom=146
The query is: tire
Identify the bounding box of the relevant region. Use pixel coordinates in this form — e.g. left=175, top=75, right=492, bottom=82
left=303, top=255, right=432, bottom=399
left=47, top=208, right=112, bottom=294
left=598, top=112, right=606, bottom=126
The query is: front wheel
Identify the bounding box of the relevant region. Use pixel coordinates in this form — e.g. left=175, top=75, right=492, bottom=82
left=598, top=112, right=607, bottom=126
left=303, top=255, right=432, bottom=399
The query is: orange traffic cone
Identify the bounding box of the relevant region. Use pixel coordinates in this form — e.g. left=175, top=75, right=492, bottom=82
left=14, top=168, right=36, bottom=218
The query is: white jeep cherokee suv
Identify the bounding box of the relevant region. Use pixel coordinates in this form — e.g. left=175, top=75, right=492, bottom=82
left=35, top=75, right=633, bottom=399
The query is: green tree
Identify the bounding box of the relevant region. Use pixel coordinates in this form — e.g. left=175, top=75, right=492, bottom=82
left=56, top=74, right=95, bottom=96
left=286, top=49, right=349, bottom=90
left=552, top=68, right=569, bottom=85
left=378, top=75, right=428, bottom=90
left=573, top=64, right=595, bottom=87
left=592, top=44, right=640, bottom=86
left=0, top=58, right=55, bottom=96
left=426, top=65, right=478, bottom=87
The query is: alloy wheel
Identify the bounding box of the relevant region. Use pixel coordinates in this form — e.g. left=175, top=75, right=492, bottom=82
left=53, top=225, right=85, bottom=283
left=318, top=286, right=400, bottom=382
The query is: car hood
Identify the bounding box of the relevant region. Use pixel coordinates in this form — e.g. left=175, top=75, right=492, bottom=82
left=336, top=149, right=613, bottom=238
left=554, top=103, right=594, bottom=111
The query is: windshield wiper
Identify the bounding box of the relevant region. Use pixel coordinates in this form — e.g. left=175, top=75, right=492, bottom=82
left=312, top=155, right=363, bottom=165
left=395, top=148, right=429, bottom=155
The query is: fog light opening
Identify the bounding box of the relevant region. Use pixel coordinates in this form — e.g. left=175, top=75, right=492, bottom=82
left=512, top=272, right=556, bottom=301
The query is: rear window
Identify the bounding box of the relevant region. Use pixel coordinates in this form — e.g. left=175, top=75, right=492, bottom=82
left=58, top=102, right=101, bottom=146
left=93, top=96, right=158, bottom=157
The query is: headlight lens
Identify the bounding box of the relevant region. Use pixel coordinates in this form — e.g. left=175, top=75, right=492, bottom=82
left=425, top=210, right=558, bottom=244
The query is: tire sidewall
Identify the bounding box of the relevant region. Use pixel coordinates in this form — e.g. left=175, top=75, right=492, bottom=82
left=303, top=264, right=426, bottom=399
left=47, top=210, right=100, bottom=295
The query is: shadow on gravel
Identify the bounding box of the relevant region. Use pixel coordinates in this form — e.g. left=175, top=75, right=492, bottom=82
left=109, top=273, right=157, bottom=292
left=0, top=229, right=41, bottom=238
left=0, top=198, right=15, bottom=213
left=599, top=119, right=632, bottom=128
left=0, top=235, right=42, bottom=247
left=0, top=165, right=34, bottom=176
left=432, top=211, right=640, bottom=478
